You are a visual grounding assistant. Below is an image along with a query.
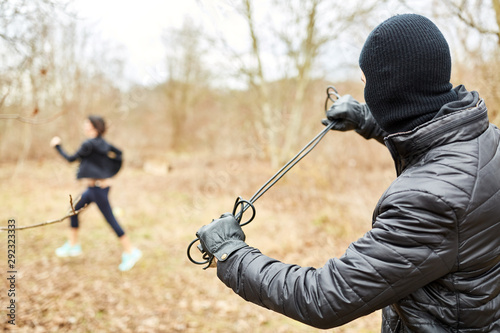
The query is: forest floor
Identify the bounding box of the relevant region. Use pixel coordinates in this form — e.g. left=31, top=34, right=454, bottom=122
left=0, top=133, right=394, bottom=332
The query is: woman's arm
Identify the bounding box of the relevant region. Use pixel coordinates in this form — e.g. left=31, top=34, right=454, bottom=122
left=50, top=136, right=92, bottom=162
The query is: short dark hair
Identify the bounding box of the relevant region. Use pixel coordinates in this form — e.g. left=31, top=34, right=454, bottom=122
left=88, top=115, right=106, bottom=136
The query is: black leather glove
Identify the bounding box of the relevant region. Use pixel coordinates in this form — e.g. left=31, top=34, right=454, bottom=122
left=196, top=213, right=247, bottom=262
left=321, top=95, right=387, bottom=144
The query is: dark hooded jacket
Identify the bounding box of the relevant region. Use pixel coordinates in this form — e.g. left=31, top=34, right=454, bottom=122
left=216, top=86, right=500, bottom=331
left=55, top=137, right=122, bottom=179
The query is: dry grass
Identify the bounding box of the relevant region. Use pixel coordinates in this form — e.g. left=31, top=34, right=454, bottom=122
left=0, top=130, right=393, bottom=332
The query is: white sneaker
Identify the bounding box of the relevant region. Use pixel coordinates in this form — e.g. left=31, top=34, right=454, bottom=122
left=119, top=248, right=142, bottom=271
left=55, top=242, right=82, bottom=257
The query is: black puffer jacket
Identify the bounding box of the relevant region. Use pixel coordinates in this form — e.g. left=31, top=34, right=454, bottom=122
left=55, top=137, right=122, bottom=179
left=217, top=86, right=500, bottom=331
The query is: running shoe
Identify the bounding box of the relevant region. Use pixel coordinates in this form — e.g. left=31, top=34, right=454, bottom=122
left=119, top=248, right=142, bottom=271
left=55, top=242, right=82, bottom=257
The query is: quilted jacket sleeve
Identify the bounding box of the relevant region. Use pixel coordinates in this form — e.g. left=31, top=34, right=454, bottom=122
left=55, top=140, right=93, bottom=162
left=216, top=190, right=459, bottom=329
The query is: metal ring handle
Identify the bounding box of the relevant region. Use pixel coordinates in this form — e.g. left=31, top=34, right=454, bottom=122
left=232, top=197, right=256, bottom=227
left=325, top=86, right=340, bottom=111
left=187, top=238, right=209, bottom=265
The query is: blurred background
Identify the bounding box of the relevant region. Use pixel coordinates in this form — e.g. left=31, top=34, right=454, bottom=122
left=0, top=0, right=498, bottom=332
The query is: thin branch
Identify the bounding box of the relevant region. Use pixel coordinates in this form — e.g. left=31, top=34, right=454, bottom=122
left=456, top=11, right=498, bottom=35
left=0, top=109, right=66, bottom=124
left=446, top=0, right=499, bottom=35
left=0, top=88, right=10, bottom=109
left=0, top=195, right=88, bottom=231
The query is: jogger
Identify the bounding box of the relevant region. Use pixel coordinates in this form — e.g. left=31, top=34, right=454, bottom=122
left=51, top=115, right=141, bottom=271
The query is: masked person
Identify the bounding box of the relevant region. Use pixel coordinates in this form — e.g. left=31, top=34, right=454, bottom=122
left=196, top=14, right=500, bottom=331
left=51, top=115, right=142, bottom=271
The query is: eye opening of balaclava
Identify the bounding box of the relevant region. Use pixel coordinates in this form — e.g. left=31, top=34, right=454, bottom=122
left=359, top=14, right=457, bottom=134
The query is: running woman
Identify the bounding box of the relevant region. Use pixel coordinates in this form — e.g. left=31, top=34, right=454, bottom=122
left=50, top=115, right=141, bottom=271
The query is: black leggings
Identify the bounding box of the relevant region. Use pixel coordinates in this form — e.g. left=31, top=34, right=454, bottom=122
left=71, top=186, right=125, bottom=237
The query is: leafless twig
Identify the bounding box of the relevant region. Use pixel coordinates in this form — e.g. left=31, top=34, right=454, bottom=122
left=444, top=0, right=500, bottom=36
left=69, top=194, right=76, bottom=215
left=0, top=195, right=88, bottom=231
left=0, top=88, right=10, bottom=109
left=0, top=109, right=66, bottom=124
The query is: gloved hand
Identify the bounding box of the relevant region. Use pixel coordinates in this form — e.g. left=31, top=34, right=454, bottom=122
left=196, top=213, right=247, bottom=262
left=322, top=95, right=387, bottom=143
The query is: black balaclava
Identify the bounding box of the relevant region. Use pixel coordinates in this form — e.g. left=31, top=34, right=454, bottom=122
left=359, top=14, right=457, bottom=134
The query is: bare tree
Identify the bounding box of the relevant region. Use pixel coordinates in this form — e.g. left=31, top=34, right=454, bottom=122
left=441, top=0, right=500, bottom=45
left=210, top=0, right=385, bottom=166
left=0, top=0, right=73, bottom=171
left=0, top=0, right=72, bottom=111
left=162, top=19, right=213, bottom=151
left=427, top=0, right=500, bottom=123
left=0, top=0, right=126, bottom=165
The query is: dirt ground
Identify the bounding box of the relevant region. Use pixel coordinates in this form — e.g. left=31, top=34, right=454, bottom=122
left=0, top=133, right=394, bottom=332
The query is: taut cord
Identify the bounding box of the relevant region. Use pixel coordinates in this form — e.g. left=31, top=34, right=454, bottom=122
left=187, top=86, right=340, bottom=268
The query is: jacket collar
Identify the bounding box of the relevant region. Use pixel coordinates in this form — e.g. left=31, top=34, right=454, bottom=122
left=384, top=99, right=488, bottom=175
